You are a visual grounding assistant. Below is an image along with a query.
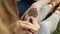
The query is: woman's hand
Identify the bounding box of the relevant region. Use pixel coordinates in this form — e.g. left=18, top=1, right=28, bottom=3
left=19, top=17, right=40, bottom=34
left=9, top=20, right=34, bottom=34
left=10, top=17, right=40, bottom=34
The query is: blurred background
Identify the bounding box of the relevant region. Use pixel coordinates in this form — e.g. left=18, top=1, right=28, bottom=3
left=53, top=21, right=60, bottom=34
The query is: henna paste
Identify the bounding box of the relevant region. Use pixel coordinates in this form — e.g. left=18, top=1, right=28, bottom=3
left=28, top=8, right=38, bottom=18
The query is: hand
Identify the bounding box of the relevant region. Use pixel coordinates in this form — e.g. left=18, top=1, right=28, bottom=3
left=26, top=17, right=40, bottom=34
left=19, top=17, right=40, bottom=34
left=9, top=18, right=40, bottom=34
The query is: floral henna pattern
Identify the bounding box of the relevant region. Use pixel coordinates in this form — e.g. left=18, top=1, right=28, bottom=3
left=28, top=8, right=38, bottom=18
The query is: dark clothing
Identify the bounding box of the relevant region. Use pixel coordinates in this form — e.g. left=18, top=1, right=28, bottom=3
left=17, top=0, right=35, bottom=17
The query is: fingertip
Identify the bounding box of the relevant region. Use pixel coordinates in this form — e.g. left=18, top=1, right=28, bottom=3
left=30, top=17, right=35, bottom=20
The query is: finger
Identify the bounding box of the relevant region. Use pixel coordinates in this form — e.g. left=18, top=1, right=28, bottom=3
left=30, top=17, right=40, bottom=31
left=26, top=31, right=33, bottom=34
left=21, top=14, right=28, bottom=21
left=19, top=20, right=40, bottom=31
left=33, top=31, right=38, bottom=34
left=30, top=17, right=36, bottom=23
left=15, top=29, right=32, bottom=34
left=26, top=17, right=30, bottom=22
left=30, top=17, right=38, bottom=25
left=19, top=21, right=36, bottom=31
left=21, top=14, right=26, bottom=20
left=20, top=21, right=40, bottom=31
left=20, top=29, right=32, bottom=34
left=24, top=14, right=30, bottom=21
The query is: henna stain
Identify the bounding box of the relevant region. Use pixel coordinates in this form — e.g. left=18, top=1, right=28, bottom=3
left=28, top=8, right=38, bottom=18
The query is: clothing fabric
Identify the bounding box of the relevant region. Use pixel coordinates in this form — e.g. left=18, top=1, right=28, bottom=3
left=36, top=4, right=60, bottom=34
left=36, top=4, right=52, bottom=22
left=39, top=10, right=60, bottom=34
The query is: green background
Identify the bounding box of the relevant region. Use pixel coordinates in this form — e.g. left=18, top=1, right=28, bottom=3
left=53, top=21, right=60, bottom=34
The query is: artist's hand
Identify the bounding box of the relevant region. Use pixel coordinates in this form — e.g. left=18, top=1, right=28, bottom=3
left=10, top=18, right=40, bottom=34
left=26, top=17, right=40, bottom=34
left=19, top=17, right=40, bottom=34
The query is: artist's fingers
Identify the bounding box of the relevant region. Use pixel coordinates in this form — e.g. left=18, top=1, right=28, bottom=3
left=19, top=21, right=38, bottom=32
left=19, top=21, right=33, bottom=29
left=26, top=17, right=30, bottom=22
left=19, top=20, right=40, bottom=32
left=15, top=29, right=33, bottom=34
left=24, top=30, right=32, bottom=34
left=19, top=30, right=33, bottom=34
left=30, top=17, right=40, bottom=31
left=26, top=31, right=33, bottom=34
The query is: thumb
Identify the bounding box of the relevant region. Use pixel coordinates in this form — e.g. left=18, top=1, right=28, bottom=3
left=29, top=17, right=37, bottom=24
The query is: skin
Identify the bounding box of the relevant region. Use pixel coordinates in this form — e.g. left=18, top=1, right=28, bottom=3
left=11, top=17, right=40, bottom=34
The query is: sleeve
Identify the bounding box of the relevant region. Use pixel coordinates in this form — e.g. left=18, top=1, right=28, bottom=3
left=38, top=10, right=60, bottom=34
left=36, top=5, right=52, bottom=22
